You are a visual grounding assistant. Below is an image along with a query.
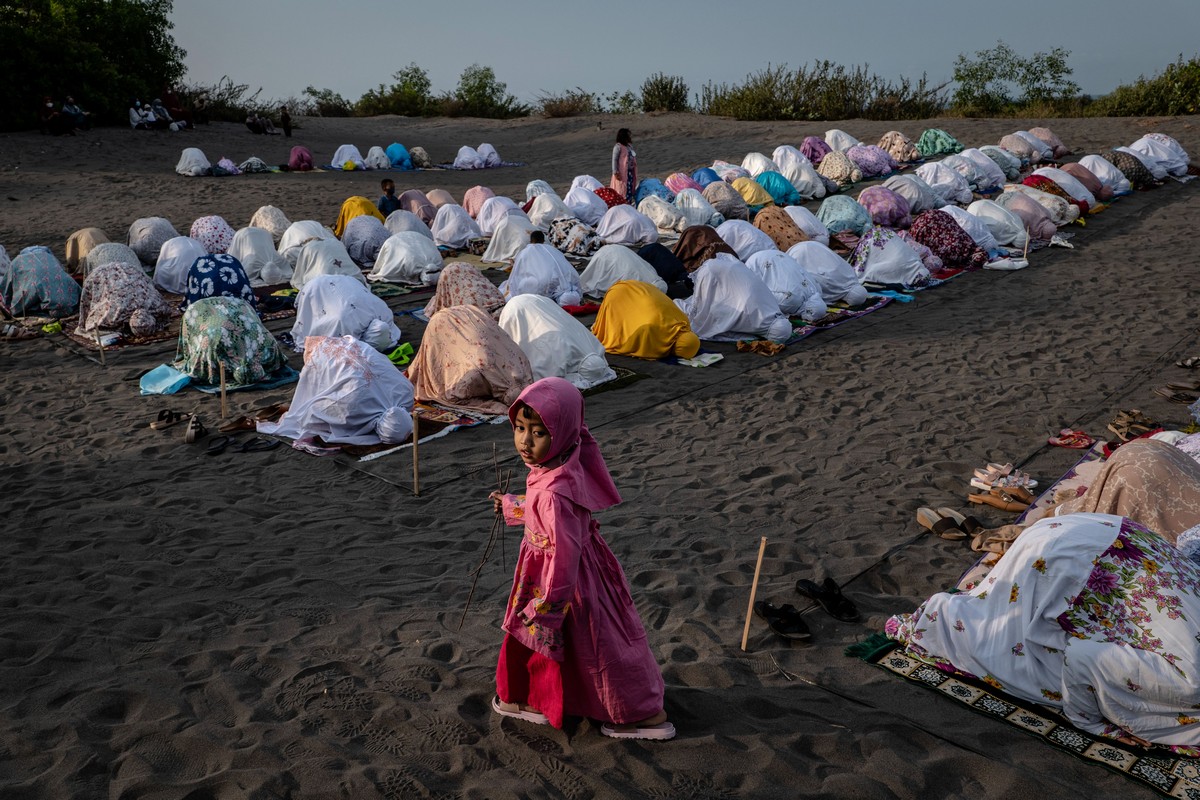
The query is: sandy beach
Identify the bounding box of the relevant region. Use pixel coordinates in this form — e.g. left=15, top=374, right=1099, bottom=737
left=1, top=112, right=1198, bottom=799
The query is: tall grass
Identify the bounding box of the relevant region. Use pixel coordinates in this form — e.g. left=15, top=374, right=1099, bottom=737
left=1089, top=56, right=1200, bottom=116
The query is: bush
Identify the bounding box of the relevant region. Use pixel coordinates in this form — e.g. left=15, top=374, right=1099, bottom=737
left=303, top=86, right=353, bottom=117
left=355, top=63, right=433, bottom=117
left=641, top=73, right=689, bottom=113
left=602, top=90, right=641, bottom=115
left=951, top=40, right=1080, bottom=116
left=537, top=88, right=600, bottom=118
left=445, top=64, right=529, bottom=119
left=1090, top=56, right=1200, bottom=116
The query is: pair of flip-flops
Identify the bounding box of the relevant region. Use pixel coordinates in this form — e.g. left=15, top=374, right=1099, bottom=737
left=795, top=578, right=861, bottom=623
left=916, top=507, right=982, bottom=540
left=1154, top=386, right=1199, bottom=405
left=150, top=409, right=190, bottom=430
left=1047, top=428, right=1096, bottom=449
left=206, top=435, right=280, bottom=455
left=1178, top=356, right=1200, bottom=369
left=754, top=601, right=811, bottom=640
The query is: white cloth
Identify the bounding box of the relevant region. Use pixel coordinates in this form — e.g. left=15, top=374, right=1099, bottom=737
left=481, top=214, right=538, bottom=264
left=499, top=244, right=582, bottom=306
left=331, top=144, right=365, bottom=170
left=1033, top=167, right=1097, bottom=208
left=939, top=154, right=989, bottom=192
left=1014, top=130, right=1054, bottom=162
left=716, top=219, right=774, bottom=260
left=291, top=238, right=369, bottom=289
left=957, top=148, right=1007, bottom=191
left=1127, top=136, right=1187, bottom=177
left=675, top=256, right=793, bottom=342
left=824, top=129, right=861, bottom=152
left=153, top=236, right=206, bottom=294
left=938, top=205, right=1000, bottom=253
left=743, top=249, right=827, bottom=321
left=249, top=205, right=291, bottom=243
left=578, top=245, right=668, bottom=298
left=259, top=335, right=413, bottom=445
left=915, top=162, right=972, bottom=205
left=966, top=199, right=1028, bottom=249
left=1002, top=184, right=1080, bottom=226
left=772, top=145, right=826, bottom=200
left=454, top=145, right=484, bottom=169
left=637, top=194, right=689, bottom=234
left=741, top=152, right=781, bottom=177
left=364, top=146, right=391, bottom=170
left=525, top=180, right=554, bottom=200
left=430, top=204, right=482, bottom=248
left=367, top=232, right=444, bottom=285
left=1116, top=146, right=1166, bottom=180
left=279, top=220, right=335, bottom=267
left=782, top=206, right=830, bottom=246
left=883, top=174, right=941, bottom=214
left=673, top=188, right=723, bottom=228
left=571, top=174, right=602, bottom=192
left=175, top=147, right=210, bottom=177
left=228, top=227, right=293, bottom=287
left=384, top=210, right=434, bottom=239
left=477, top=143, right=501, bottom=168
left=291, top=274, right=400, bottom=352
left=852, top=228, right=931, bottom=288
left=979, top=145, right=1023, bottom=179
left=476, top=196, right=521, bottom=236
left=564, top=186, right=607, bottom=227
left=526, top=193, right=572, bottom=231
left=786, top=241, right=868, bottom=306
left=596, top=205, right=659, bottom=247
left=1079, top=155, right=1132, bottom=195
left=498, top=294, right=615, bottom=390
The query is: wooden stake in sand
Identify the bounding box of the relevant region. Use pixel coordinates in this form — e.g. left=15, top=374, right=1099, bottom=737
left=1022, top=232, right=1031, bottom=261
left=218, top=362, right=228, bottom=420
left=411, top=409, right=420, bottom=496
left=740, top=536, right=769, bottom=652
left=93, top=331, right=106, bottom=367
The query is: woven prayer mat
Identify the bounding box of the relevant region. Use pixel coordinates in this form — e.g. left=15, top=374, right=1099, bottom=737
left=786, top=296, right=893, bottom=345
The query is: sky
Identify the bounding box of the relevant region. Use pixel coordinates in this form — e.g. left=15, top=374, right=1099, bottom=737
left=170, top=0, right=1200, bottom=107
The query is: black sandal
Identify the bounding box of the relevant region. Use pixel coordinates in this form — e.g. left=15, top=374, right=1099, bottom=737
left=753, top=601, right=811, bottom=640
left=795, top=578, right=861, bottom=623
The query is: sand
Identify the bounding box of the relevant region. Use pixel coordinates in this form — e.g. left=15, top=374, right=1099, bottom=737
left=1, top=112, right=1199, bottom=799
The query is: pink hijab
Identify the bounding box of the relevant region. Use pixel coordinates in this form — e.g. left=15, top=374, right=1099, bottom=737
left=508, top=377, right=621, bottom=512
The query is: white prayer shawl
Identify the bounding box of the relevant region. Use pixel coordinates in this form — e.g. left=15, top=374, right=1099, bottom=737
left=153, top=236, right=206, bottom=294
left=741, top=152, right=781, bottom=178
left=527, top=193, right=573, bottom=231
left=228, top=227, right=293, bottom=287
left=939, top=154, right=989, bottom=191
left=674, top=256, right=794, bottom=342
left=967, top=199, right=1028, bottom=249
left=279, top=220, right=335, bottom=267
left=957, top=148, right=1007, bottom=191
left=782, top=206, right=830, bottom=246
left=476, top=196, right=521, bottom=236
left=454, top=145, right=484, bottom=169
left=936, top=206, right=1000, bottom=253
left=175, top=147, right=210, bottom=177
left=478, top=143, right=501, bottom=168
left=1002, top=184, right=1080, bottom=226
left=1079, top=155, right=1132, bottom=195
left=772, top=145, right=826, bottom=200
left=525, top=180, right=555, bottom=200
left=384, top=210, right=435, bottom=239
left=1033, top=167, right=1097, bottom=208
left=290, top=274, right=400, bottom=352
left=743, top=249, right=827, bottom=321
left=259, top=335, right=413, bottom=446
left=716, top=219, right=774, bottom=260
left=852, top=230, right=931, bottom=288
left=331, top=144, right=365, bottom=170
left=824, top=129, right=862, bottom=152
left=638, top=195, right=689, bottom=234
left=1145, top=134, right=1190, bottom=172
left=571, top=175, right=602, bottom=192
left=430, top=204, right=482, bottom=248
left=1127, top=137, right=1187, bottom=177
left=1115, top=146, right=1166, bottom=181
left=786, top=241, right=869, bottom=306
left=596, top=205, right=659, bottom=247
left=673, top=189, right=724, bottom=228
left=364, top=146, right=391, bottom=170
left=249, top=205, right=291, bottom=243
left=883, top=174, right=941, bottom=214
left=292, top=238, right=369, bottom=290
left=1014, top=131, right=1054, bottom=162
left=564, top=186, right=607, bottom=227
left=915, top=162, right=973, bottom=205
left=499, top=244, right=582, bottom=306
left=481, top=214, right=538, bottom=264
left=367, top=232, right=444, bottom=285
left=498, top=294, right=615, bottom=390
left=979, top=145, right=1023, bottom=180
left=578, top=245, right=668, bottom=298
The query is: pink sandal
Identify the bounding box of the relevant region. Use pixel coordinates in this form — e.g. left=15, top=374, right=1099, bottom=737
left=1047, top=429, right=1095, bottom=449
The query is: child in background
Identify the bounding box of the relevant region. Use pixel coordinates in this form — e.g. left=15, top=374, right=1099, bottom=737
left=488, top=377, right=675, bottom=740
left=377, top=179, right=402, bottom=216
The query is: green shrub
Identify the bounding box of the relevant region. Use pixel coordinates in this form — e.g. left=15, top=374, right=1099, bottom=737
left=303, top=86, right=353, bottom=117
left=602, top=90, right=641, bottom=115
left=641, top=73, right=689, bottom=112
left=447, top=64, right=530, bottom=118
left=1090, top=56, right=1200, bottom=116
left=951, top=40, right=1080, bottom=116
left=538, top=88, right=600, bottom=117
left=355, top=63, right=433, bottom=117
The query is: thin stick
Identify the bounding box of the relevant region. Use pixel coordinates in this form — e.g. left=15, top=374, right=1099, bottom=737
left=411, top=409, right=420, bottom=496
left=218, top=362, right=228, bottom=419
left=740, top=536, right=768, bottom=652
left=493, top=444, right=506, bottom=571
left=94, top=331, right=106, bottom=367
left=1022, top=232, right=1030, bottom=261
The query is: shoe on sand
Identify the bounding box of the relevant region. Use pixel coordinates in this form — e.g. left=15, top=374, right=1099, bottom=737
left=491, top=696, right=548, bottom=725
left=916, top=507, right=968, bottom=541
left=600, top=721, right=676, bottom=740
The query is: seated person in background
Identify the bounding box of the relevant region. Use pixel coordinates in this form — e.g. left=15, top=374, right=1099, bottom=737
left=38, top=97, right=74, bottom=136
left=61, top=95, right=91, bottom=131
left=193, top=91, right=209, bottom=125
left=150, top=98, right=174, bottom=127
left=245, top=112, right=265, bottom=134
left=129, top=99, right=151, bottom=129
left=378, top=179, right=403, bottom=216
left=161, top=85, right=193, bottom=128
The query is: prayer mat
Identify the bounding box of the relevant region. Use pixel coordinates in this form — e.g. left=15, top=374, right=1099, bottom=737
left=61, top=315, right=181, bottom=351
left=848, top=635, right=1200, bottom=799
left=357, top=402, right=506, bottom=462
left=193, top=365, right=300, bottom=394
left=434, top=161, right=526, bottom=170
left=582, top=365, right=649, bottom=397
left=785, top=296, right=892, bottom=345
left=368, top=283, right=413, bottom=299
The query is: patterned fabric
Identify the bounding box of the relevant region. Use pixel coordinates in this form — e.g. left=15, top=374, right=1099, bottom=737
left=84, top=243, right=140, bottom=276
left=979, top=145, right=1023, bottom=180
left=800, top=136, right=832, bottom=166
left=76, top=261, right=170, bottom=335
left=610, top=144, right=637, bottom=203
left=755, top=171, right=801, bottom=206
left=462, top=186, right=495, bottom=219
left=175, top=297, right=287, bottom=386
left=916, top=128, right=964, bottom=157
left=907, top=209, right=988, bottom=270
left=65, top=228, right=109, bottom=273
left=184, top=253, right=257, bottom=310
left=634, top=178, right=673, bottom=205
left=406, top=146, right=431, bottom=168
left=752, top=206, right=808, bottom=251
left=702, top=181, right=749, bottom=221
left=849, top=226, right=930, bottom=288
left=423, top=262, right=505, bottom=318
left=249, top=205, right=291, bottom=243
left=857, top=186, right=912, bottom=228
left=1100, top=149, right=1154, bottom=190
left=877, top=131, right=921, bottom=163
left=190, top=215, right=235, bottom=254
left=710, top=160, right=750, bottom=183
left=342, top=215, right=391, bottom=268
left=998, top=133, right=1038, bottom=163
left=1022, top=175, right=1087, bottom=214
left=664, top=172, right=703, bottom=194
left=846, top=144, right=899, bottom=178
left=816, top=195, right=871, bottom=235
left=593, top=187, right=625, bottom=208
left=1028, top=126, right=1069, bottom=159
left=127, top=217, right=179, bottom=265
left=816, top=150, right=862, bottom=189
left=0, top=247, right=81, bottom=317
left=548, top=217, right=603, bottom=258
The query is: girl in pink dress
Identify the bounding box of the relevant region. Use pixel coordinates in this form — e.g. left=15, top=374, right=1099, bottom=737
left=489, top=377, right=674, bottom=740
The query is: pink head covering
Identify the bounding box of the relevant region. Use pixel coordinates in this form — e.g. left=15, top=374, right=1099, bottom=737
left=508, top=377, right=621, bottom=512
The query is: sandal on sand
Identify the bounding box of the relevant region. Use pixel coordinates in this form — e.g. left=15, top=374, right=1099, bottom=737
left=1154, top=386, right=1199, bottom=405
left=1178, top=356, right=1200, bottom=369
left=970, top=468, right=1037, bottom=492
left=600, top=721, right=677, bottom=741
left=150, top=409, right=190, bottom=430
left=795, top=578, right=861, bottom=623
left=218, top=416, right=258, bottom=434
left=253, top=402, right=290, bottom=421
left=967, top=492, right=1028, bottom=513
left=991, top=485, right=1035, bottom=505
left=1047, top=428, right=1095, bottom=449
left=2, top=323, right=38, bottom=340
left=936, top=508, right=984, bottom=536
left=754, top=601, right=812, bottom=640
left=1167, top=380, right=1200, bottom=392
left=916, top=507, right=968, bottom=540
left=184, top=415, right=206, bottom=443
left=491, top=696, right=549, bottom=725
